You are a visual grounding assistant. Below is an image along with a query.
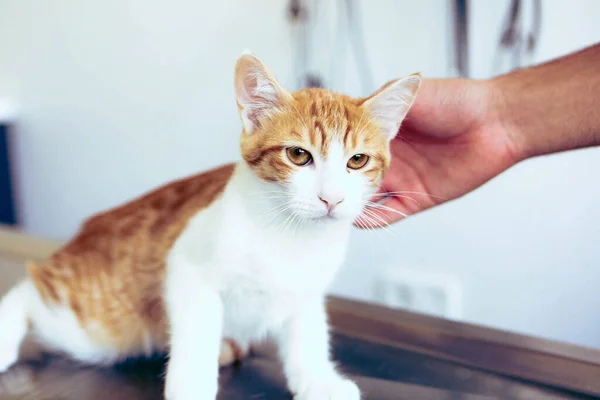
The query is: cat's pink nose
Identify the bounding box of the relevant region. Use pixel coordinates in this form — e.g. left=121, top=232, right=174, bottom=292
left=319, top=195, right=344, bottom=212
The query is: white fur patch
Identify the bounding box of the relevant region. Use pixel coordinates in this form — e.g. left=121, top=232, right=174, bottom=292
left=163, top=161, right=361, bottom=399
left=0, top=281, right=30, bottom=372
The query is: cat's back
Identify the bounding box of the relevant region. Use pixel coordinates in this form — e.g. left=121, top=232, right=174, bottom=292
left=47, top=162, right=235, bottom=270
left=26, top=163, right=235, bottom=357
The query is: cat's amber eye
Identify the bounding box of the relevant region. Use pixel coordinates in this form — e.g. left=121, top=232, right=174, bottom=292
left=286, top=147, right=313, bottom=166
left=347, top=154, right=370, bottom=170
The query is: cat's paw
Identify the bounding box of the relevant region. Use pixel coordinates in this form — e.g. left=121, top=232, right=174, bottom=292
left=164, top=382, right=218, bottom=400
left=0, top=347, right=18, bottom=373
left=293, top=377, right=360, bottom=400
left=164, top=370, right=218, bottom=400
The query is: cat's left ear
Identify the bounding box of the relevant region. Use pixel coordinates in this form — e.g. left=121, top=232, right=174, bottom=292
left=361, top=73, right=422, bottom=140
left=234, top=51, right=292, bottom=134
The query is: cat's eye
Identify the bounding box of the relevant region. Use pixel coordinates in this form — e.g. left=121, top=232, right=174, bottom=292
left=286, top=147, right=313, bottom=166
left=347, top=154, right=370, bottom=170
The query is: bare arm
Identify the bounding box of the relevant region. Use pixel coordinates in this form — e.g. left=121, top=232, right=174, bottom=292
left=495, top=43, right=600, bottom=159
left=361, top=43, right=600, bottom=227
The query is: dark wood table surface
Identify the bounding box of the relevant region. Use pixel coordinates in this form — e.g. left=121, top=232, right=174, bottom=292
left=1, top=228, right=599, bottom=399
left=0, top=296, right=599, bottom=400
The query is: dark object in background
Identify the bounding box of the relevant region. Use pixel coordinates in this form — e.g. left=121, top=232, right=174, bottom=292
left=451, top=0, right=469, bottom=77
left=0, top=123, right=16, bottom=225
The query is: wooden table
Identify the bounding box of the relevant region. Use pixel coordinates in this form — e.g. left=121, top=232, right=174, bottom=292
left=1, top=226, right=599, bottom=399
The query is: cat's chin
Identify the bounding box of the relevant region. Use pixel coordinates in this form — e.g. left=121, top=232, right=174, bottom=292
left=309, top=213, right=354, bottom=224
left=313, top=215, right=337, bottom=222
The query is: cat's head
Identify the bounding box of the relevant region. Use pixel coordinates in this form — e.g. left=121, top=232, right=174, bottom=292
left=234, top=52, right=421, bottom=224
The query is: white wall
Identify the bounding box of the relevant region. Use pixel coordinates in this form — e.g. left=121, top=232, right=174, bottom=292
left=1, top=0, right=600, bottom=348
left=334, top=0, right=600, bottom=348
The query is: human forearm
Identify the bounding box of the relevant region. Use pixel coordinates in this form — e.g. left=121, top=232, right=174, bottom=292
left=491, top=43, right=600, bottom=160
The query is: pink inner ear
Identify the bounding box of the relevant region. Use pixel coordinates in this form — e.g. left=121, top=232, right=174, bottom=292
left=364, top=76, right=421, bottom=140
left=235, top=59, right=285, bottom=133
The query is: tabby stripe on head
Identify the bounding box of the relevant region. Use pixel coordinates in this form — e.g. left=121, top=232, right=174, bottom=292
left=314, top=120, right=326, bottom=150
left=363, top=165, right=381, bottom=182
left=290, top=130, right=303, bottom=141
left=351, top=127, right=360, bottom=149
left=268, top=157, right=289, bottom=172
left=308, top=123, right=317, bottom=147
left=246, top=145, right=284, bottom=166
left=343, top=106, right=352, bottom=146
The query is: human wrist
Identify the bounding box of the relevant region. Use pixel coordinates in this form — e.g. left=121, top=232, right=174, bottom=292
left=481, top=77, right=528, bottom=164
left=486, top=44, right=600, bottom=161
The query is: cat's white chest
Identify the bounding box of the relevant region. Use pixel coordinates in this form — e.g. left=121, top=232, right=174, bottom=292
left=217, top=229, right=345, bottom=340
left=219, top=279, right=300, bottom=341
left=170, top=188, right=351, bottom=343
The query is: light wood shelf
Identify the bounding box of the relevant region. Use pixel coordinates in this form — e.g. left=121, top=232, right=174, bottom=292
left=0, top=225, right=61, bottom=262
left=0, top=225, right=61, bottom=295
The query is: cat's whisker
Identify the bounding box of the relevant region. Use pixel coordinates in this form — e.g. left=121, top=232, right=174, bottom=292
left=359, top=211, right=380, bottom=229
left=354, top=216, right=366, bottom=230
left=291, top=212, right=302, bottom=233
left=369, top=190, right=447, bottom=201
left=291, top=213, right=306, bottom=236
left=361, top=210, right=397, bottom=239
left=260, top=200, right=290, bottom=216
left=362, top=208, right=391, bottom=229
left=258, top=200, right=293, bottom=225
left=262, top=207, right=291, bottom=227
left=354, top=215, right=372, bottom=232
left=248, top=189, right=288, bottom=193
left=278, top=211, right=298, bottom=235
left=248, top=191, right=290, bottom=198
left=357, top=213, right=388, bottom=240
left=357, top=214, right=376, bottom=232
left=275, top=214, right=290, bottom=234
left=398, top=195, right=421, bottom=208
left=261, top=202, right=294, bottom=227
left=289, top=212, right=303, bottom=236
left=365, top=202, right=410, bottom=219
left=397, top=135, right=415, bottom=145
left=354, top=216, right=374, bottom=235
left=283, top=214, right=294, bottom=235
left=250, top=193, right=290, bottom=198
left=254, top=195, right=294, bottom=201
left=365, top=194, right=421, bottom=208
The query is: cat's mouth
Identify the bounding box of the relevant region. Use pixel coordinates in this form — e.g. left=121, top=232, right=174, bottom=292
left=312, top=212, right=338, bottom=222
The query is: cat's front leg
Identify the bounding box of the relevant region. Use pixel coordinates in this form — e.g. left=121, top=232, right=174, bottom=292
left=276, top=298, right=360, bottom=400
left=164, top=257, right=223, bottom=400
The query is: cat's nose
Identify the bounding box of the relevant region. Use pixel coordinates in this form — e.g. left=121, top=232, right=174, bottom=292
left=319, top=195, right=344, bottom=212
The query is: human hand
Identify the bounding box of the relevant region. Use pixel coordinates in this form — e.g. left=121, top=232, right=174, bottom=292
left=357, top=78, right=521, bottom=228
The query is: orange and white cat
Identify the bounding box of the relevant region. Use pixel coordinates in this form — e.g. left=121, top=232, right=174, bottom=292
left=0, top=52, right=421, bottom=399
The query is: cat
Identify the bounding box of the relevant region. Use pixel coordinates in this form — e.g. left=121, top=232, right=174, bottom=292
left=0, top=51, right=421, bottom=399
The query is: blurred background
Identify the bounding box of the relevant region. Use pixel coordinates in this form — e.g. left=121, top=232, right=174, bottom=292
left=0, top=0, right=599, bottom=349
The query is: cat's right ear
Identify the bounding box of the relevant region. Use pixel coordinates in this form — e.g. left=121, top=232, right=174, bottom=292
left=361, top=73, right=422, bottom=141
left=234, top=51, right=292, bottom=134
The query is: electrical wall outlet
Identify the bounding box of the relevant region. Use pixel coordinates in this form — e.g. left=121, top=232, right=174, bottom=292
left=373, top=267, right=463, bottom=319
